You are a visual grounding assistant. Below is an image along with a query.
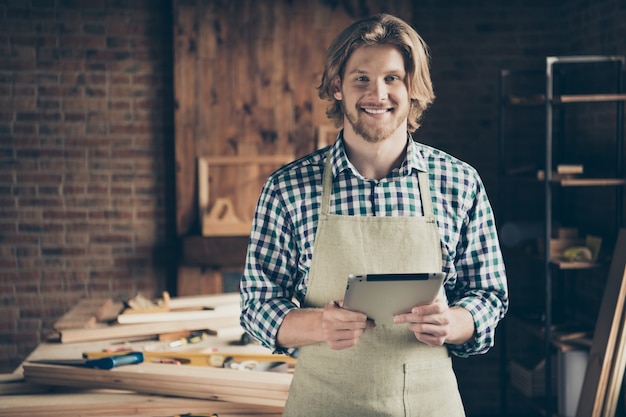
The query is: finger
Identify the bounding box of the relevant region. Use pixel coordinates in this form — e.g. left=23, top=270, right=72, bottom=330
left=327, top=300, right=368, bottom=323
left=326, top=328, right=366, bottom=350
left=414, top=332, right=447, bottom=347
left=407, top=322, right=447, bottom=336
left=411, top=301, right=446, bottom=316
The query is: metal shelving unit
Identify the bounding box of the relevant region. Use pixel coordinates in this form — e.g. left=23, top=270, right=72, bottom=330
left=498, top=56, right=626, bottom=417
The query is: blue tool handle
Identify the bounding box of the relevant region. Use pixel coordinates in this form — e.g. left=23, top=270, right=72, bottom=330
left=85, top=352, right=144, bottom=369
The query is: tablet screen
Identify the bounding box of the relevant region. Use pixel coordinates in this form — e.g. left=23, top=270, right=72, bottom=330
left=343, top=272, right=445, bottom=326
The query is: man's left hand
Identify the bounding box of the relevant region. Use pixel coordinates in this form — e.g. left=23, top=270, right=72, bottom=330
left=393, top=301, right=475, bottom=346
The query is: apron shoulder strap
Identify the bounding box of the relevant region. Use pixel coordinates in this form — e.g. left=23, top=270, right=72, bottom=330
left=321, top=151, right=334, bottom=216
left=323, top=151, right=435, bottom=217
left=417, top=171, right=434, bottom=216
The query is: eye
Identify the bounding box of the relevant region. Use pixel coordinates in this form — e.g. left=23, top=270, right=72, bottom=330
left=385, top=75, right=401, bottom=82
left=356, top=76, right=369, bottom=82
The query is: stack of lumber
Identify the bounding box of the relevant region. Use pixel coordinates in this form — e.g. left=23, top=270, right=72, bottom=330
left=0, top=390, right=284, bottom=417
left=22, top=362, right=292, bottom=408
left=3, top=291, right=295, bottom=413
left=53, top=292, right=245, bottom=343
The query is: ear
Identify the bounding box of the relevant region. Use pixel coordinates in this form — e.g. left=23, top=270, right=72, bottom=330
left=407, top=82, right=418, bottom=100
left=332, top=77, right=342, bottom=100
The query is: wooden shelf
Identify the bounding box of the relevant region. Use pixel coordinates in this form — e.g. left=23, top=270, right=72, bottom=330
left=557, top=178, right=626, bottom=187
left=554, top=93, right=626, bottom=103
left=549, top=258, right=602, bottom=270
left=505, top=93, right=626, bottom=106
left=503, top=176, right=626, bottom=187
left=508, top=315, right=593, bottom=349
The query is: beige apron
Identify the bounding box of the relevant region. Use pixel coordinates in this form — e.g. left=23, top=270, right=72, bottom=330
left=282, top=153, right=466, bottom=417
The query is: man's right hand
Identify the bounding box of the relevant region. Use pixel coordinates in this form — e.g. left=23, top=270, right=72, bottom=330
left=322, top=300, right=374, bottom=350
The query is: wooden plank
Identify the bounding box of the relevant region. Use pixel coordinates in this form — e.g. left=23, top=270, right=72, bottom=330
left=53, top=298, right=122, bottom=330
left=23, top=362, right=292, bottom=393
left=117, top=304, right=239, bottom=324
left=601, top=305, right=626, bottom=417
left=576, top=229, right=626, bottom=417
left=560, top=178, right=626, bottom=187
left=206, top=324, right=246, bottom=339
left=23, top=369, right=289, bottom=404
left=166, top=292, right=241, bottom=309
left=22, top=362, right=292, bottom=407
left=198, top=156, right=293, bottom=237
left=174, top=0, right=200, bottom=235
left=58, top=316, right=242, bottom=344
left=0, top=390, right=283, bottom=417
left=555, top=93, right=626, bottom=103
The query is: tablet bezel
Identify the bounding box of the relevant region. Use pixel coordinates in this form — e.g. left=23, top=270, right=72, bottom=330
left=342, top=272, right=445, bottom=326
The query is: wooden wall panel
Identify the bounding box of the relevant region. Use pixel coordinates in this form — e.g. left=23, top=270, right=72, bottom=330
left=174, top=0, right=415, bottom=236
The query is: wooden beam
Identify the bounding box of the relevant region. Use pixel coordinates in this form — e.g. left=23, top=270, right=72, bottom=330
left=53, top=298, right=123, bottom=330
left=601, top=305, right=626, bottom=417
left=22, top=362, right=292, bottom=408
left=165, top=292, right=241, bottom=309
left=117, top=304, right=239, bottom=324
left=576, top=229, right=626, bottom=417
left=174, top=0, right=200, bottom=235
left=0, top=390, right=283, bottom=417
left=58, top=316, right=241, bottom=344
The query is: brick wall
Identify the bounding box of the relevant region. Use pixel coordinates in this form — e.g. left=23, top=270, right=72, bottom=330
left=0, top=0, right=175, bottom=373
left=1, top=1, right=625, bottom=416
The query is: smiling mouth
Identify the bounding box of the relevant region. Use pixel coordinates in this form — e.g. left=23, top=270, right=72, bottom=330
left=362, top=108, right=391, bottom=114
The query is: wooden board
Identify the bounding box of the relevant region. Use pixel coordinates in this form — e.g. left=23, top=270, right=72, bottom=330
left=53, top=298, right=123, bottom=330
left=58, top=316, right=242, bottom=343
left=22, top=362, right=292, bottom=408
left=576, top=229, right=626, bottom=417
left=198, top=156, right=294, bottom=237
left=173, top=0, right=415, bottom=236
left=601, top=305, right=626, bottom=417
left=166, top=292, right=241, bottom=310
left=117, top=304, right=239, bottom=324
left=0, top=390, right=283, bottom=417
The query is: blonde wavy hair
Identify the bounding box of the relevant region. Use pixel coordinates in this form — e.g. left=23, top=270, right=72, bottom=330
left=318, top=13, right=435, bottom=132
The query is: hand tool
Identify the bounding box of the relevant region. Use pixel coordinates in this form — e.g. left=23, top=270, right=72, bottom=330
left=174, top=414, right=218, bottom=417
left=29, top=351, right=144, bottom=369
left=174, top=413, right=218, bottom=417
left=83, top=349, right=295, bottom=367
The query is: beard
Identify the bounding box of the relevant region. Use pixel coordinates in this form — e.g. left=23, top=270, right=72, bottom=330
left=343, top=101, right=409, bottom=144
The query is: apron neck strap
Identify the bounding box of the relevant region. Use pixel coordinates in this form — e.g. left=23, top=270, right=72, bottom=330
left=321, top=150, right=433, bottom=216
left=321, top=151, right=333, bottom=215
left=417, top=171, right=433, bottom=216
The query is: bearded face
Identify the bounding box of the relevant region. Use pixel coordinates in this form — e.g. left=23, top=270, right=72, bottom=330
left=335, top=45, right=411, bottom=144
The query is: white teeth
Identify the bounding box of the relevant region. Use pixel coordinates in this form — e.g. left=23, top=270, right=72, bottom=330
left=364, top=108, right=387, bottom=114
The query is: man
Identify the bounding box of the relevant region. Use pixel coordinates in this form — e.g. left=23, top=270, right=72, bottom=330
left=240, top=13, right=508, bottom=416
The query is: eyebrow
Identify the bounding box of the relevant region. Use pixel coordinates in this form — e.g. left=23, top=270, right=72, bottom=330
left=346, top=68, right=405, bottom=76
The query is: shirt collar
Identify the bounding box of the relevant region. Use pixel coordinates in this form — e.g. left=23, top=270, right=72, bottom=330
left=328, top=130, right=428, bottom=179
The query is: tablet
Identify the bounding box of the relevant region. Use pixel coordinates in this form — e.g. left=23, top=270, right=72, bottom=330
left=342, top=272, right=445, bottom=326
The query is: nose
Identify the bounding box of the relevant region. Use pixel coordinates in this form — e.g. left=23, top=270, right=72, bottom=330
left=370, top=79, right=388, bottom=101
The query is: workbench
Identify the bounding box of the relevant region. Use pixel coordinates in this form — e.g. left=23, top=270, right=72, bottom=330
left=0, top=336, right=288, bottom=417
left=0, top=300, right=292, bottom=417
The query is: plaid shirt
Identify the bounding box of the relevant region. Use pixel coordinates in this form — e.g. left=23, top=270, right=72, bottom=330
left=240, top=133, right=508, bottom=358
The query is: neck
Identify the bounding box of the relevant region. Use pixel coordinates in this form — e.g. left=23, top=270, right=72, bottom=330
left=342, top=123, right=408, bottom=180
